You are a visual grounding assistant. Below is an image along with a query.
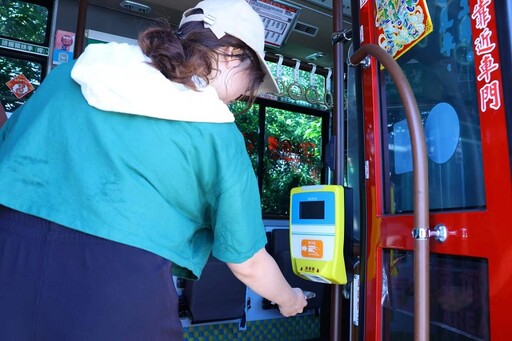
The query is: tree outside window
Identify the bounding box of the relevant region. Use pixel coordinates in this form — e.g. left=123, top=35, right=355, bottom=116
left=232, top=100, right=326, bottom=217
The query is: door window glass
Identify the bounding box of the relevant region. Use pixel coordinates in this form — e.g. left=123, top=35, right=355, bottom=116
left=382, top=249, right=489, bottom=340
left=382, top=0, right=485, bottom=213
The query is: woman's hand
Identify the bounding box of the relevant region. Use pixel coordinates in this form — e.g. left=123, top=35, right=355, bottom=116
left=277, top=287, right=308, bottom=317
left=227, top=248, right=309, bottom=317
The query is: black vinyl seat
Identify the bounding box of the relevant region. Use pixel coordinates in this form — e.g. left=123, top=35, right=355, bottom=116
left=181, top=255, right=247, bottom=324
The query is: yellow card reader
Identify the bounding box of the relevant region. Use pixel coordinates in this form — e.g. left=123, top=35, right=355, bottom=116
left=289, top=185, right=353, bottom=284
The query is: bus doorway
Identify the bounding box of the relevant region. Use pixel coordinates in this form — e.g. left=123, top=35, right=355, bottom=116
left=349, top=0, right=512, bottom=340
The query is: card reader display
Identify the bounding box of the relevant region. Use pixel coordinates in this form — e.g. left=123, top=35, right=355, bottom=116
left=289, top=185, right=349, bottom=284
left=299, top=201, right=325, bottom=219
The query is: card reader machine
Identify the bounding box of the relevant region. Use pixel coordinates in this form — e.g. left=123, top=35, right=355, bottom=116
left=289, top=185, right=352, bottom=284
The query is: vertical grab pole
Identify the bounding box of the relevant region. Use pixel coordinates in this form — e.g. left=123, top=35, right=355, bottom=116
left=349, top=44, right=430, bottom=341
left=331, top=1, right=346, bottom=340
left=73, top=0, right=89, bottom=59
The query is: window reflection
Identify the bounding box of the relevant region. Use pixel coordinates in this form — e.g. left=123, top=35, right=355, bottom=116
left=382, top=249, right=489, bottom=340
left=382, top=0, right=485, bottom=213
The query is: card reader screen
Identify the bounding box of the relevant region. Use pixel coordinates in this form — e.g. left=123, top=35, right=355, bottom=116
left=299, top=201, right=325, bottom=219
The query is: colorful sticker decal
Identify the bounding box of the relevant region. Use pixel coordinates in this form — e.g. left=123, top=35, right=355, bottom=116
left=52, top=29, right=75, bottom=65
left=375, top=0, right=433, bottom=63
left=6, top=74, right=35, bottom=99
left=301, top=239, right=323, bottom=259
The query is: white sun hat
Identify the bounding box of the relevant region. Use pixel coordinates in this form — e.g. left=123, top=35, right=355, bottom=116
left=179, top=0, right=279, bottom=95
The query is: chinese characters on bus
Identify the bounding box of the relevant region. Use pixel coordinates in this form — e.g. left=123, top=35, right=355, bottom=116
left=471, top=0, right=502, bottom=112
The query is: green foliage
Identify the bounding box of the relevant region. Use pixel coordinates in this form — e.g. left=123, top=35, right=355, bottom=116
left=233, top=103, right=260, bottom=171
left=263, top=109, right=322, bottom=215
left=232, top=102, right=323, bottom=217
left=0, top=0, right=49, bottom=44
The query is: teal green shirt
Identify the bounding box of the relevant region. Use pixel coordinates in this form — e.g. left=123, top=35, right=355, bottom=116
left=0, top=61, right=267, bottom=279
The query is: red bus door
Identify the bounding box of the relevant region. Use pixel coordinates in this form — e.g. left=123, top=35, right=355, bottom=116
left=353, top=0, right=512, bottom=339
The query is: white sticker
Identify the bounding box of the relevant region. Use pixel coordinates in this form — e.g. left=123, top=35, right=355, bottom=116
left=352, top=274, right=360, bottom=326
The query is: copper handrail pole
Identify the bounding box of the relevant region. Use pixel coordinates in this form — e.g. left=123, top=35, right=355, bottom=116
left=349, top=44, right=430, bottom=341
left=73, top=0, right=88, bottom=59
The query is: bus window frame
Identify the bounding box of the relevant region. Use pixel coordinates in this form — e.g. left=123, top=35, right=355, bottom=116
left=249, top=96, right=330, bottom=220
left=0, top=0, right=54, bottom=112
left=0, top=0, right=55, bottom=47
left=0, top=48, right=48, bottom=113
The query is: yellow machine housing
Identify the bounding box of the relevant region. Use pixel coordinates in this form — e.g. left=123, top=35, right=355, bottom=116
left=289, top=185, right=352, bottom=284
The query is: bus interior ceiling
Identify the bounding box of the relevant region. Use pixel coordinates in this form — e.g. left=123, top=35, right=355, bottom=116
left=59, top=0, right=353, bottom=70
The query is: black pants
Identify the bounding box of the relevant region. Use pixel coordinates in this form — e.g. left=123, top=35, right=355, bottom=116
left=0, top=206, right=183, bottom=340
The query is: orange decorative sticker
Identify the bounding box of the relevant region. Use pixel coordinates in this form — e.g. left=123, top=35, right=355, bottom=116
left=301, top=239, right=323, bottom=259
left=6, top=74, right=35, bottom=99
left=375, top=0, right=433, bottom=63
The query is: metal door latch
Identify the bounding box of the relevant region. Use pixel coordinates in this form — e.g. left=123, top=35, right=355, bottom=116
left=429, top=224, right=448, bottom=243
left=412, top=224, right=448, bottom=242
